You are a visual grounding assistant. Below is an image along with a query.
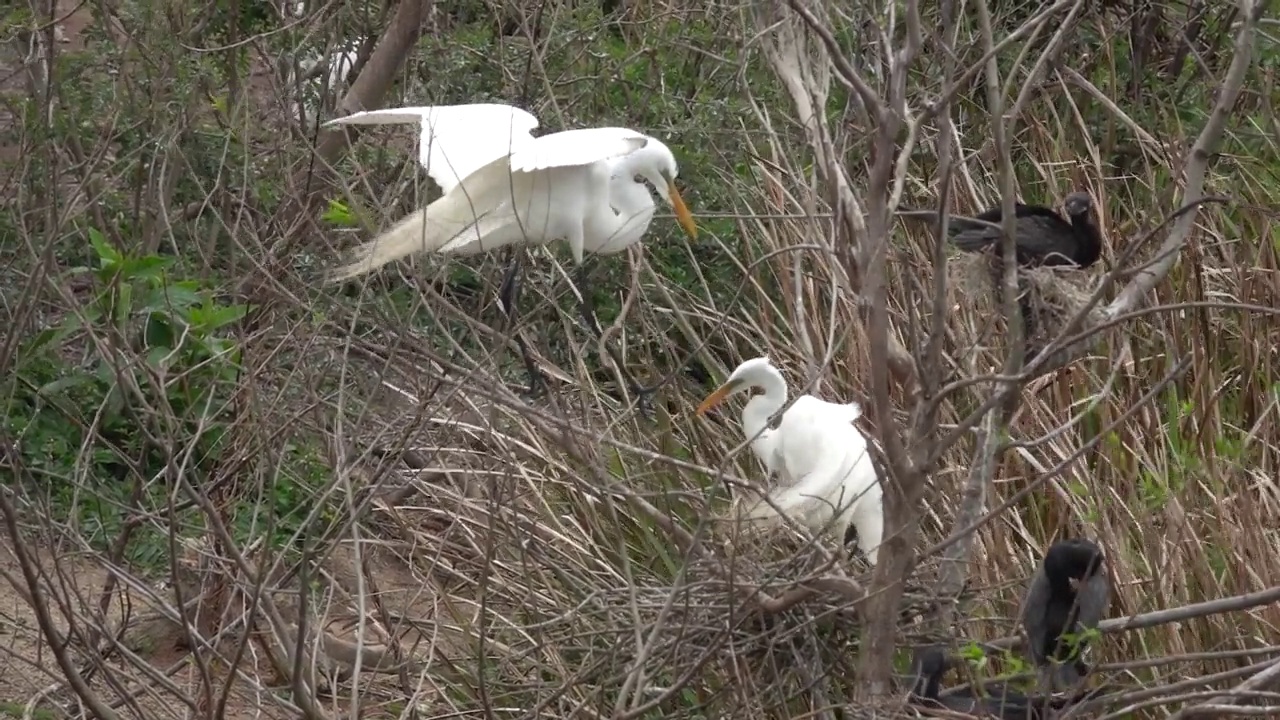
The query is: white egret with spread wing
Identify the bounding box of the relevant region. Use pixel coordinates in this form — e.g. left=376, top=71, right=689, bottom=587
left=694, top=357, right=884, bottom=565
left=322, top=103, right=697, bottom=403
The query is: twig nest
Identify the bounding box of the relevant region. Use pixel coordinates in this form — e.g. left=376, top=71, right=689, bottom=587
left=1023, top=264, right=1109, bottom=334
left=948, top=252, right=1000, bottom=315
left=947, top=252, right=1109, bottom=358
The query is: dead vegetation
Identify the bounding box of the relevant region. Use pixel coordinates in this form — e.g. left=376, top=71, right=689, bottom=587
left=1, top=0, right=1279, bottom=717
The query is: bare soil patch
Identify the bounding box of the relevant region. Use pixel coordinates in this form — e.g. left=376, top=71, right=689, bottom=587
left=0, top=526, right=449, bottom=719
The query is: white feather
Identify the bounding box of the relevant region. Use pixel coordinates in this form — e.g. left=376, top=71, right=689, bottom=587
left=321, top=104, right=696, bottom=282
left=698, top=357, right=884, bottom=564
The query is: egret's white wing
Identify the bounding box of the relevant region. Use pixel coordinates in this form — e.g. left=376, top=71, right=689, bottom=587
left=325, top=143, right=528, bottom=282
left=434, top=130, right=649, bottom=256
left=751, top=397, right=877, bottom=532
left=324, top=104, right=541, bottom=194
left=508, top=127, right=648, bottom=173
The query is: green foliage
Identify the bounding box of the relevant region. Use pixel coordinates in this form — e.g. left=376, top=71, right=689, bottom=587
left=322, top=198, right=359, bottom=228
left=4, top=233, right=249, bottom=567
left=0, top=701, right=58, bottom=720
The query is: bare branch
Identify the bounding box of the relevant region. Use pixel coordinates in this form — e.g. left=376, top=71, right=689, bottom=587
left=980, top=583, right=1280, bottom=651
left=275, top=0, right=432, bottom=259
left=0, top=475, right=123, bottom=720
left=1105, top=0, right=1263, bottom=316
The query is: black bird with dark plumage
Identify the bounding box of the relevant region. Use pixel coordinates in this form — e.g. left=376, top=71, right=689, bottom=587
left=951, top=192, right=1103, bottom=269
left=908, top=645, right=1046, bottom=719
left=1021, top=538, right=1111, bottom=694
left=948, top=192, right=1103, bottom=356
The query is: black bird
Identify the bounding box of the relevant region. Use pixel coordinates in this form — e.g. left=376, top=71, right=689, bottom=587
left=908, top=645, right=1046, bottom=719
left=949, top=192, right=1102, bottom=357
left=951, top=192, right=1103, bottom=269
left=1021, top=538, right=1111, bottom=694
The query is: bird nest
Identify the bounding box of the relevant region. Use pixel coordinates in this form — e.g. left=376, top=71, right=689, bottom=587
left=705, top=502, right=877, bottom=592
left=947, top=253, right=1109, bottom=362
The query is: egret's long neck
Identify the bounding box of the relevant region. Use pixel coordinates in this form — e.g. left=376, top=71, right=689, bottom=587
left=741, top=369, right=787, bottom=444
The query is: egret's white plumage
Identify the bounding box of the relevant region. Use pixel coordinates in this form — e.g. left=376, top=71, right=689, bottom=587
left=695, top=357, right=884, bottom=565
left=321, top=103, right=696, bottom=282
left=286, top=41, right=364, bottom=128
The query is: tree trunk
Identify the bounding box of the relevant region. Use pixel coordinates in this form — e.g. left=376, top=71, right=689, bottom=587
left=855, top=469, right=924, bottom=697
left=280, top=0, right=433, bottom=256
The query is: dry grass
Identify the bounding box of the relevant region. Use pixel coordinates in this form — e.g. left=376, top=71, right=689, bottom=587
left=1, top=0, right=1278, bottom=718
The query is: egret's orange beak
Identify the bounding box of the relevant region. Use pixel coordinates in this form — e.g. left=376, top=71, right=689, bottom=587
left=667, top=181, right=697, bottom=240
left=695, top=379, right=740, bottom=416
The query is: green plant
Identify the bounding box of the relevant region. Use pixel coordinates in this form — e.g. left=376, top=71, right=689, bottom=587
left=5, top=229, right=248, bottom=564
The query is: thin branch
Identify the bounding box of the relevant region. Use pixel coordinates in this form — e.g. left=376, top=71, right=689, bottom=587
left=1105, top=0, right=1263, bottom=316
left=1168, top=659, right=1280, bottom=719
left=0, top=479, right=123, bottom=720
left=979, top=582, right=1280, bottom=651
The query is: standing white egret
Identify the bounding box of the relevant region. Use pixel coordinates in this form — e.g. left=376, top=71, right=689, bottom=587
left=694, top=357, right=884, bottom=565
left=322, top=103, right=697, bottom=403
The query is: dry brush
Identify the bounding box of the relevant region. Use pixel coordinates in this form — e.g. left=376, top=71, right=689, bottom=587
left=1, top=0, right=1279, bottom=717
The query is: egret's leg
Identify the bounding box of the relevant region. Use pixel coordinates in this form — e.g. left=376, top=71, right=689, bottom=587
left=571, top=263, right=656, bottom=417
left=497, top=249, right=545, bottom=398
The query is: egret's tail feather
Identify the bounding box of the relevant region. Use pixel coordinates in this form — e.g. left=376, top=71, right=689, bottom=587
left=325, top=208, right=450, bottom=283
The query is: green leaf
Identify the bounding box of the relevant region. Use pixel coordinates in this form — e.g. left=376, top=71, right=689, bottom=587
left=121, top=254, right=174, bottom=281
left=321, top=198, right=357, bottom=227
left=88, top=228, right=122, bottom=268
left=115, top=283, right=133, bottom=327
left=37, top=373, right=97, bottom=397
left=146, top=345, right=172, bottom=370
left=187, top=302, right=248, bottom=332
left=164, top=284, right=204, bottom=311
left=26, top=314, right=83, bottom=354
left=144, top=313, right=176, bottom=349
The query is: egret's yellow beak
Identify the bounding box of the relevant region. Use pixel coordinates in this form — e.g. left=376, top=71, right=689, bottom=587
left=667, top=181, right=698, bottom=240
left=695, top=379, right=740, bottom=416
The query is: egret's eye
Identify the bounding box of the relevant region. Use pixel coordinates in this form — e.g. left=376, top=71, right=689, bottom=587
left=633, top=174, right=643, bottom=184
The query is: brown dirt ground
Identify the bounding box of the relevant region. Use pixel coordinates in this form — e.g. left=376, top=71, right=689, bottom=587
left=0, top=534, right=275, bottom=720
left=0, top=0, right=94, bottom=167
left=0, top=530, right=447, bottom=719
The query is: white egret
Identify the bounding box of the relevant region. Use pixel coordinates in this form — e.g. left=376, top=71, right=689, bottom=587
left=694, top=357, right=884, bottom=565
left=322, top=103, right=697, bottom=403
left=286, top=40, right=365, bottom=129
